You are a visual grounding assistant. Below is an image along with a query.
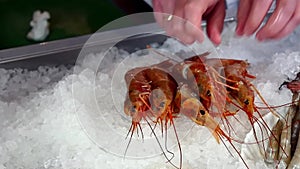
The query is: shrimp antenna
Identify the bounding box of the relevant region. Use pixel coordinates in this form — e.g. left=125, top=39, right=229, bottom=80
left=146, top=45, right=182, bottom=63
left=220, top=131, right=250, bottom=169
left=219, top=137, right=235, bottom=158
left=251, top=85, right=289, bottom=158
left=164, top=121, right=175, bottom=162
left=219, top=113, right=245, bottom=139
left=254, top=107, right=289, bottom=158
left=125, top=123, right=133, bottom=140
left=144, top=118, right=181, bottom=169
left=124, top=123, right=136, bottom=158
left=169, top=117, right=183, bottom=169
left=124, top=118, right=180, bottom=169
left=251, top=85, right=282, bottom=119
left=138, top=123, right=144, bottom=142
left=209, top=67, right=239, bottom=91
left=221, top=136, right=249, bottom=169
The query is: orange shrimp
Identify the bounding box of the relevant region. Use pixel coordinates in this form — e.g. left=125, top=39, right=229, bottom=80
left=179, top=61, right=213, bottom=109
left=184, top=55, right=285, bottom=164
left=146, top=68, right=179, bottom=119
left=124, top=67, right=154, bottom=155
left=155, top=55, right=233, bottom=142
left=175, top=83, right=227, bottom=143
left=124, top=66, right=183, bottom=169
left=145, top=67, right=183, bottom=168
left=204, top=58, right=275, bottom=122
left=207, top=58, right=290, bottom=161
left=181, top=55, right=270, bottom=132
left=215, top=59, right=269, bottom=123
left=175, top=83, right=250, bottom=169
left=124, top=67, right=152, bottom=133
left=177, top=55, right=236, bottom=120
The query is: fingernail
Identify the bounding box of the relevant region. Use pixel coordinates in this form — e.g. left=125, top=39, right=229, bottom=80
left=243, top=30, right=252, bottom=37
left=235, top=27, right=243, bottom=36
left=256, top=34, right=264, bottom=41
left=255, top=33, right=265, bottom=42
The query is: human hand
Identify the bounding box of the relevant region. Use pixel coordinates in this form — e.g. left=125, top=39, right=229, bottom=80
left=152, top=0, right=226, bottom=45
left=236, top=0, right=300, bottom=41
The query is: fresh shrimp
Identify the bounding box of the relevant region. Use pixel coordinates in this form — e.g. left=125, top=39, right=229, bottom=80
left=182, top=53, right=220, bottom=109
left=289, top=97, right=300, bottom=169
left=176, top=83, right=250, bottom=169
left=205, top=58, right=256, bottom=117
left=176, top=55, right=250, bottom=142
left=198, top=57, right=293, bottom=165
left=124, top=67, right=153, bottom=134
left=124, top=65, right=183, bottom=169
left=174, top=60, right=211, bottom=108
left=174, top=83, right=223, bottom=142
left=124, top=67, right=154, bottom=156
left=279, top=72, right=300, bottom=157
left=146, top=67, right=179, bottom=121
left=184, top=55, right=280, bottom=134
left=208, top=58, right=283, bottom=126
left=265, top=119, right=284, bottom=164
left=288, top=131, right=300, bottom=169
left=206, top=58, right=255, bottom=79
left=277, top=103, right=297, bottom=166
left=183, top=55, right=256, bottom=118
left=174, top=54, right=230, bottom=118
left=215, top=60, right=278, bottom=151
left=291, top=95, right=300, bottom=158
left=145, top=67, right=183, bottom=169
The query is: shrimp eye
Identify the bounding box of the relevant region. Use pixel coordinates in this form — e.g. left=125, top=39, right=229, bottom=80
left=206, top=90, right=211, bottom=97
left=244, top=99, right=249, bottom=105
left=131, top=106, right=136, bottom=112
left=159, top=101, right=165, bottom=107
left=200, top=110, right=206, bottom=115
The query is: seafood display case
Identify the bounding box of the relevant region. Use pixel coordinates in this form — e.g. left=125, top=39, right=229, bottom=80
left=1, top=14, right=300, bottom=169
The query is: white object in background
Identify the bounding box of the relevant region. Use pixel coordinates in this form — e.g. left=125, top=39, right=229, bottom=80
left=144, top=0, right=152, bottom=7
left=27, top=10, right=50, bottom=41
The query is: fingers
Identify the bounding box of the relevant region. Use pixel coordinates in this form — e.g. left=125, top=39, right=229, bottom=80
left=243, top=0, right=273, bottom=36
left=166, top=0, right=192, bottom=43
left=236, top=0, right=273, bottom=36
left=271, top=5, right=300, bottom=40
left=154, top=0, right=220, bottom=44
left=236, top=0, right=252, bottom=35
left=236, top=0, right=300, bottom=41
left=152, top=0, right=164, bottom=27
left=256, top=0, right=298, bottom=41
left=206, top=0, right=226, bottom=45
left=168, top=0, right=211, bottom=44
left=154, top=0, right=300, bottom=44
left=152, top=0, right=176, bottom=28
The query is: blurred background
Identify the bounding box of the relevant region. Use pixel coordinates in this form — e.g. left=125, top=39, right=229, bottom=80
left=0, top=0, right=152, bottom=49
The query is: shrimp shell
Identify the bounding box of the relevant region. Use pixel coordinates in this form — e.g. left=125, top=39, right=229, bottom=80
left=291, top=95, right=300, bottom=157
left=288, top=131, right=300, bottom=169
left=279, top=104, right=297, bottom=166
left=265, top=119, right=284, bottom=164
